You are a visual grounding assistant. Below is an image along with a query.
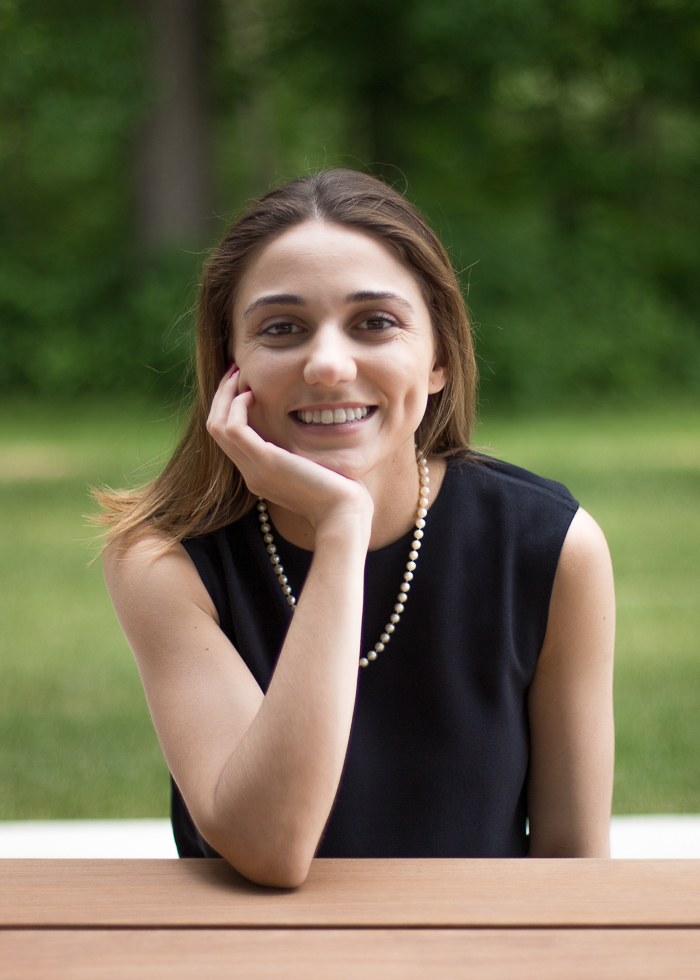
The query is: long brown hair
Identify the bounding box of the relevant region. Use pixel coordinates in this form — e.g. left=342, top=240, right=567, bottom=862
left=93, top=169, right=477, bottom=551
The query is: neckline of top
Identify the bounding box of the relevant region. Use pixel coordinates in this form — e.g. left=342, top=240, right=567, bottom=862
left=254, top=456, right=457, bottom=559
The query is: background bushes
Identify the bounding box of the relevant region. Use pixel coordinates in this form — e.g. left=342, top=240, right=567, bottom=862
left=1, top=0, right=699, bottom=405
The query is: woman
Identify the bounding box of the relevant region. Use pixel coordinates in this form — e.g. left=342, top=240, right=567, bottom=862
left=100, top=169, right=615, bottom=887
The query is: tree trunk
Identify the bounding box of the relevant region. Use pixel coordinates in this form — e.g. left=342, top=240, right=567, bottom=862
left=136, top=0, right=212, bottom=247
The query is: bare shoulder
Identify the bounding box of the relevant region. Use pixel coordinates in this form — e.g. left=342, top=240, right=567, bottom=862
left=557, top=506, right=612, bottom=576
left=539, top=507, right=615, bottom=665
left=103, top=531, right=218, bottom=629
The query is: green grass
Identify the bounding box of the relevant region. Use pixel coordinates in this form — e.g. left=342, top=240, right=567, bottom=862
left=0, top=398, right=182, bottom=818
left=0, top=397, right=698, bottom=817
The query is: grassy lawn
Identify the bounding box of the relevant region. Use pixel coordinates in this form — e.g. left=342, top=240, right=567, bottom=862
left=0, top=397, right=698, bottom=818
left=0, top=399, right=181, bottom=818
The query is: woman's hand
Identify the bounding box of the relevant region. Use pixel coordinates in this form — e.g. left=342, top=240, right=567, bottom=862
left=207, top=366, right=373, bottom=534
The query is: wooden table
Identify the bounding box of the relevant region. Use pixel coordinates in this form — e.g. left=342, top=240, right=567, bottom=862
left=1, top=859, right=699, bottom=978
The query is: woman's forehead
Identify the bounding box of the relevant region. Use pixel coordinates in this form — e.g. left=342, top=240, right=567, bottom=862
left=235, top=220, right=426, bottom=308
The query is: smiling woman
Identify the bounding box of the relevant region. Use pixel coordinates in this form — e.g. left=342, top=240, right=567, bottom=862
left=95, top=169, right=614, bottom=886
left=224, top=220, right=447, bottom=547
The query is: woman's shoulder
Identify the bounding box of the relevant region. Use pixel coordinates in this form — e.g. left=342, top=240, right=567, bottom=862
left=438, top=452, right=579, bottom=557
left=102, top=529, right=204, bottom=595
left=102, top=530, right=220, bottom=637
left=447, top=451, right=578, bottom=508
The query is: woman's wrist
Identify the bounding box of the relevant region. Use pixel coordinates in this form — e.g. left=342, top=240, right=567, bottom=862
left=313, top=506, right=373, bottom=553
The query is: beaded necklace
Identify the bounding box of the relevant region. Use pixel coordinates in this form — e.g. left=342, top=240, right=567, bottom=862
left=256, top=455, right=430, bottom=669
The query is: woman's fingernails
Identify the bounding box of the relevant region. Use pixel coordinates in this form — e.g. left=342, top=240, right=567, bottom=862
left=228, top=363, right=238, bottom=379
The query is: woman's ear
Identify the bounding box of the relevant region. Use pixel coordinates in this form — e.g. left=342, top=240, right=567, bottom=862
left=428, top=343, right=447, bottom=394
left=428, top=368, right=447, bottom=395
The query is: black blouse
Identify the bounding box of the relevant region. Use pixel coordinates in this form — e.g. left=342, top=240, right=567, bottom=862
left=174, top=454, right=578, bottom=858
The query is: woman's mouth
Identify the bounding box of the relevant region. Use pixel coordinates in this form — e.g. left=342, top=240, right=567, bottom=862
left=294, top=406, right=374, bottom=425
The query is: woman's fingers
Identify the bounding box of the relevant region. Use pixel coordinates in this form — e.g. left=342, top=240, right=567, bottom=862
left=208, top=366, right=260, bottom=454
left=206, top=367, right=372, bottom=526
left=208, top=376, right=259, bottom=467
left=208, top=367, right=285, bottom=479
left=207, top=366, right=241, bottom=430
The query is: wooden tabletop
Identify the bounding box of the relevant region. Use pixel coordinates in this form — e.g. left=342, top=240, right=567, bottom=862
left=3, top=858, right=700, bottom=927
left=2, top=859, right=699, bottom=979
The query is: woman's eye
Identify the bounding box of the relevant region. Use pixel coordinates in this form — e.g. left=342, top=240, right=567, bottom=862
left=263, top=321, right=303, bottom=336
left=356, top=315, right=398, bottom=332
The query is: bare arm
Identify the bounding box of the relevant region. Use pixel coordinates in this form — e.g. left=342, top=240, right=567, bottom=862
left=527, top=507, right=615, bottom=857
left=104, top=373, right=373, bottom=887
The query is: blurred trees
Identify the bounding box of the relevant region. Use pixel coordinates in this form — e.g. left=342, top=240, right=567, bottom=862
left=1, top=0, right=699, bottom=404
left=272, top=0, right=700, bottom=404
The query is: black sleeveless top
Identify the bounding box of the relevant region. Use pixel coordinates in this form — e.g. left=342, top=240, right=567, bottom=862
left=174, top=455, right=578, bottom=859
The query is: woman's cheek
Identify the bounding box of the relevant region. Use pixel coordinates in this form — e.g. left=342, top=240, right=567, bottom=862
left=244, top=396, right=272, bottom=441
left=235, top=366, right=249, bottom=391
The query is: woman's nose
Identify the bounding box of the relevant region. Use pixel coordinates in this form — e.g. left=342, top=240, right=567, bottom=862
left=302, top=328, right=357, bottom=387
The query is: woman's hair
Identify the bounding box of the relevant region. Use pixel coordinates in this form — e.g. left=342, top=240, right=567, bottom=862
left=94, top=168, right=477, bottom=550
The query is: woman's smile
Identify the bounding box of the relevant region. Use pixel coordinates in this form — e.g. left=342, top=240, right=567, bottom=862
left=294, top=405, right=374, bottom=425
left=231, top=220, right=446, bottom=483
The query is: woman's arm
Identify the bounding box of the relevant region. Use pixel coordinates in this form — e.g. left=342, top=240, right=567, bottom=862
left=527, top=507, right=615, bottom=857
left=104, top=372, right=373, bottom=887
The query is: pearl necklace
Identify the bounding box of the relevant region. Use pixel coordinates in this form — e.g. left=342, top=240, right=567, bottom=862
left=256, top=456, right=430, bottom=669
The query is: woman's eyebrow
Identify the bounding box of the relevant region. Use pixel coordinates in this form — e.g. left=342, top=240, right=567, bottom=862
left=242, top=290, right=414, bottom=319
left=345, top=290, right=413, bottom=311
left=242, top=294, right=305, bottom=318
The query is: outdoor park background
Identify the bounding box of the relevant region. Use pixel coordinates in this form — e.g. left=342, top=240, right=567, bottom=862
left=0, top=0, right=698, bottom=820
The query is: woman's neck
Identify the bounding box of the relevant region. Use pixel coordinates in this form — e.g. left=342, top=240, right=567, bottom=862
left=265, top=452, right=447, bottom=553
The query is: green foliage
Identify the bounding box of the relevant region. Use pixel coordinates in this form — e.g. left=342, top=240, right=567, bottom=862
left=0, top=0, right=197, bottom=397
left=274, top=0, right=700, bottom=403
left=1, top=0, right=699, bottom=403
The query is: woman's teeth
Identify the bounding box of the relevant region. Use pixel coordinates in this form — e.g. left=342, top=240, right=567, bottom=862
left=296, top=407, right=371, bottom=424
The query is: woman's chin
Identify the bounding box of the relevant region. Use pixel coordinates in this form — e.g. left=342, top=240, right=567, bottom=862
left=294, top=446, right=371, bottom=482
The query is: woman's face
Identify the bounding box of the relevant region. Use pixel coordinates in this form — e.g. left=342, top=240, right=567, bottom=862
left=231, top=220, right=446, bottom=481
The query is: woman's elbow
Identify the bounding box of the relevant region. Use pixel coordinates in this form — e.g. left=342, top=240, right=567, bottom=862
left=200, top=818, right=316, bottom=888
left=222, top=843, right=314, bottom=889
